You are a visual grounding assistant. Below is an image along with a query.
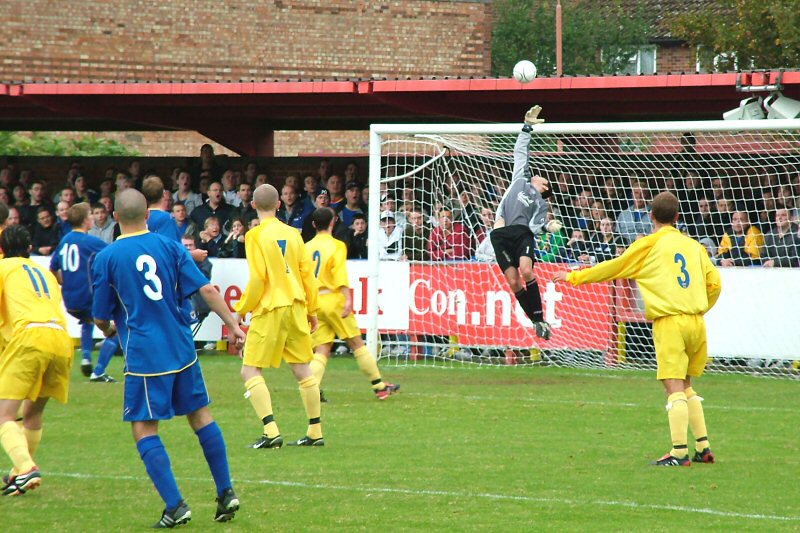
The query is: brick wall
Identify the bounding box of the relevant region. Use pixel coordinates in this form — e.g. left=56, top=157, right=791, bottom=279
left=1, top=1, right=492, bottom=83
left=2, top=1, right=491, bottom=156
left=657, top=44, right=697, bottom=74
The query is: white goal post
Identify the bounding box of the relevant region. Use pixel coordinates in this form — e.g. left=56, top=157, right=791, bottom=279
left=367, top=119, right=800, bottom=377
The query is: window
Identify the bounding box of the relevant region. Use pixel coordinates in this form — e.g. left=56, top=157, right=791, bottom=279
left=619, top=45, right=657, bottom=75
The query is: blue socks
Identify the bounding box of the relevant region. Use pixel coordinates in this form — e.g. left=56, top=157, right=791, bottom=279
left=195, top=422, right=232, bottom=497
left=136, top=435, right=182, bottom=510
left=94, top=335, right=119, bottom=376
left=80, top=322, right=94, bottom=362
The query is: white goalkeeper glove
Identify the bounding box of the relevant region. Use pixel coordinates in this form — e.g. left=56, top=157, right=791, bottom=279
left=524, top=105, right=545, bottom=125
left=546, top=219, right=563, bottom=233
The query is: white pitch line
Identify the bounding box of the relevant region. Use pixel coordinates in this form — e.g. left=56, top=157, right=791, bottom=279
left=403, top=392, right=798, bottom=413
left=49, top=471, right=798, bottom=523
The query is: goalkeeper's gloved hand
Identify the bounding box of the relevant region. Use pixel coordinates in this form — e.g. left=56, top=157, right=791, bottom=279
left=546, top=219, right=563, bottom=233
left=524, top=105, right=545, bottom=125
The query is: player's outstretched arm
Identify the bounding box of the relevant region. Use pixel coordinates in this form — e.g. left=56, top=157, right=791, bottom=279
left=200, top=284, right=246, bottom=349
left=524, top=105, right=545, bottom=125
left=553, top=237, right=651, bottom=285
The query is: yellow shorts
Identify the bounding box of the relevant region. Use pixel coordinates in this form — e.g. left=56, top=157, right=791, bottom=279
left=243, top=302, right=313, bottom=368
left=653, top=314, right=708, bottom=380
left=0, top=327, right=74, bottom=403
left=311, top=292, right=363, bottom=347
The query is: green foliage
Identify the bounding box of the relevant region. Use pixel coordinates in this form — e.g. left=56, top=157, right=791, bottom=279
left=7, top=355, right=799, bottom=530
left=0, top=132, right=140, bottom=156
left=492, top=0, right=652, bottom=77
left=666, top=0, right=800, bottom=71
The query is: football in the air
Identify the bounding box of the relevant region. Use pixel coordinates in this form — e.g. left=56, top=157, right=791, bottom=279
left=513, top=60, right=537, bottom=83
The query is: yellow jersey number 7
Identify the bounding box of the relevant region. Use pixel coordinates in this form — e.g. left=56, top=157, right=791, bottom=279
left=276, top=239, right=290, bottom=273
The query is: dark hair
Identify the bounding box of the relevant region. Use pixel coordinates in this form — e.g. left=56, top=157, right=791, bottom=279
left=181, top=233, right=200, bottom=247
left=651, top=192, right=679, bottom=224
left=0, top=224, right=31, bottom=258
left=352, top=213, right=366, bottom=222
left=0, top=202, right=8, bottom=225
left=311, top=207, right=336, bottom=230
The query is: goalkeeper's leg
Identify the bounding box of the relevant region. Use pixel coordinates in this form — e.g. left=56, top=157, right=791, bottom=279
left=515, top=259, right=550, bottom=339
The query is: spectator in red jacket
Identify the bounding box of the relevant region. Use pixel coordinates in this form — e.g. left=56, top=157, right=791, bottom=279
left=428, top=208, right=474, bottom=260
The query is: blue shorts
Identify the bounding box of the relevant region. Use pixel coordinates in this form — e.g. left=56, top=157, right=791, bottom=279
left=68, top=309, right=93, bottom=324
left=123, top=362, right=210, bottom=422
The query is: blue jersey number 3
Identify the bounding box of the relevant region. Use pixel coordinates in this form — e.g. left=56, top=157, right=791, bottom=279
left=674, top=253, right=690, bottom=288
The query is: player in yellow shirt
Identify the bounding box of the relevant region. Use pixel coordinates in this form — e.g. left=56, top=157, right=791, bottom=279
left=235, top=184, right=324, bottom=448
left=553, top=192, right=722, bottom=467
left=0, top=202, right=11, bottom=352
left=306, top=208, right=400, bottom=401
left=0, top=225, right=74, bottom=495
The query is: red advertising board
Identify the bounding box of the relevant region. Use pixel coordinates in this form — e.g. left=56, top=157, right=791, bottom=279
left=408, top=262, right=614, bottom=350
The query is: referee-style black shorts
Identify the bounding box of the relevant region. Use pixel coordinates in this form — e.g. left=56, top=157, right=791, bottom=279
left=490, top=225, right=536, bottom=271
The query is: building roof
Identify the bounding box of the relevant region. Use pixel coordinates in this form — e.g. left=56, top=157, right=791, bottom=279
left=2, top=71, right=798, bottom=155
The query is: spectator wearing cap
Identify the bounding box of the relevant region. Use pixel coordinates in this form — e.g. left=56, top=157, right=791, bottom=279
left=327, top=174, right=345, bottom=210
left=277, top=183, right=312, bottom=230
left=378, top=210, right=404, bottom=260
left=427, top=207, right=474, bottom=261
left=301, top=188, right=350, bottom=246
left=302, top=188, right=331, bottom=241
left=381, top=194, right=406, bottom=228
left=338, top=181, right=365, bottom=227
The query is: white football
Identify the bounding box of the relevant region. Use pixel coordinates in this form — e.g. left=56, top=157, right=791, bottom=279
left=513, top=60, right=537, bottom=83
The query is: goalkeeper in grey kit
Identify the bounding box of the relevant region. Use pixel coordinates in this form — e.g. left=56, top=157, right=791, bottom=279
left=490, top=106, right=561, bottom=340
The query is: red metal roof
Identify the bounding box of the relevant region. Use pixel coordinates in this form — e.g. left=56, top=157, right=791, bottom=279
left=2, top=71, right=799, bottom=156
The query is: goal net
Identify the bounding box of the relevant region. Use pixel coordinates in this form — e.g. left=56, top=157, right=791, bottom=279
left=366, top=120, right=800, bottom=377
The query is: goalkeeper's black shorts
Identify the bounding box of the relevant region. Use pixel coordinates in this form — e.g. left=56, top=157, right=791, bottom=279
left=490, top=225, right=536, bottom=271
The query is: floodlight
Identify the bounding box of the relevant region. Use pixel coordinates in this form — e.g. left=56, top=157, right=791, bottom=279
left=764, top=91, right=800, bottom=119
left=723, top=97, right=765, bottom=120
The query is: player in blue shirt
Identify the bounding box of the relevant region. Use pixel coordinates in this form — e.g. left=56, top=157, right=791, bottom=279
left=49, top=203, right=120, bottom=382
left=143, top=176, right=183, bottom=243
left=91, top=189, right=247, bottom=528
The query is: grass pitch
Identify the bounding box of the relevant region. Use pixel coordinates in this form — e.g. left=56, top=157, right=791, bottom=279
left=4, top=353, right=799, bottom=531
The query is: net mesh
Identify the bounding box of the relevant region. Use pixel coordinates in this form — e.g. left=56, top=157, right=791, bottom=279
left=374, top=125, right=800, bottom=378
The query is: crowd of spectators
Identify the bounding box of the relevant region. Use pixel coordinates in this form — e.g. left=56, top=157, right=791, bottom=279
left=1, top=146, right=799, bottom=270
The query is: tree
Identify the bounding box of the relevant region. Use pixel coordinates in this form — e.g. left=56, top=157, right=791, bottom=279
left=0, top=132, right=140, bottom=156
left=491, top=0, right=652, bottom=77
left=666, top=0, right=800, bottom=71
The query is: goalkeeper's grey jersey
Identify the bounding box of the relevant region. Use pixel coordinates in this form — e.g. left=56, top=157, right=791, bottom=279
left=495, top=128, right=548, bottom=234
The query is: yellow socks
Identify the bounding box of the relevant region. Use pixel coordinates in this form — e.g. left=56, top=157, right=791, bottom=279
left=0, top=421, right=36, bottom=474
left=666, top=392, right=689, bottom=458
left=23, top=427, right=42, bottom=458
left=310, top=353, right=329, bottom=386
left=354, top=345, right=384, bottom=390
left=244, top=375, right=280, bottom=438
left=685, top=387, right=710, bottom=452
left=298, top=376, right=322, bottom=440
